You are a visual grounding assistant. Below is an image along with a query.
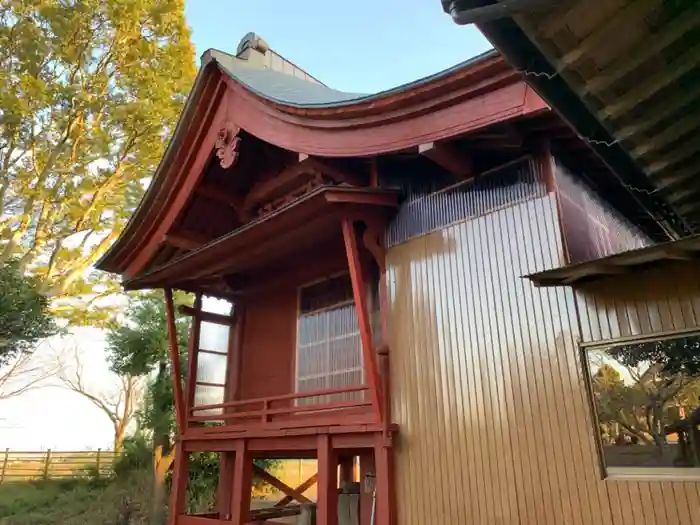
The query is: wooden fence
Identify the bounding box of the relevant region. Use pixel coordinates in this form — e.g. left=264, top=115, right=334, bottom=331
left=0, top=449, right=118, bottom=483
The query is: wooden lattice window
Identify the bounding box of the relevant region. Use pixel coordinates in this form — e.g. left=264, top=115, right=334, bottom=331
left=296, top=274, right=364, bottom=404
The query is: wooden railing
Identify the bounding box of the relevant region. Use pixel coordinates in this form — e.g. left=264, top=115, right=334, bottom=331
left=188, top=384, right=373, bottom=426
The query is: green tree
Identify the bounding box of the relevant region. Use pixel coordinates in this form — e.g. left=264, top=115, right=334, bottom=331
left=0, top=1, right=196, bottom=324
left=106, top=290, right=191, bottom=523
left=0, top=258, right=56, bottom=365
left=591, top=336, right=700, bottom=462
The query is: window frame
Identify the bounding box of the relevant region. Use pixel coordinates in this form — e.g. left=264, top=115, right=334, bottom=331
left=580, top=327, right=700, bottom=481
left=294, top=271, right=377, bottom=404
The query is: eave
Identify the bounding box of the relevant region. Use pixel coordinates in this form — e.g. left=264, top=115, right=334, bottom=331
left=443, top=0, right=698, bottom=240
left=97, top=49, right=547, bottom=280
left=123, top=186, right=398, bottom=292
left=526, top=233, right=700, bottom=287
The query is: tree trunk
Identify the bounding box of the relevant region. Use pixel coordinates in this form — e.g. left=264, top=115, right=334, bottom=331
left=114, top=423, right=126, bottom=453
left=151, top=434, right=175, bottom=525
left=150, top=361, right=174, bottom=525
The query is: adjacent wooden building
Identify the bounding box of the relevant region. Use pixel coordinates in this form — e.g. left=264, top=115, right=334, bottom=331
left=98, top=32, right=700, bottom=525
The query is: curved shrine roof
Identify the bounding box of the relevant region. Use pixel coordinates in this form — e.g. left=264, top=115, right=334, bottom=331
left=96, top=34, right=545, bottom=281
left=204, top=47, right=498, bottom=108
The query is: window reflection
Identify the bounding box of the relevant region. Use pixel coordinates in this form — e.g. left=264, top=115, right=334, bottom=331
left=587, top=333, right=700, bottom=470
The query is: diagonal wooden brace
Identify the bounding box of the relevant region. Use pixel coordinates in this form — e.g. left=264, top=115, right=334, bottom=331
left=253, top=465, right=313, bottom=505
left=274, top=473, right=319, bottom=507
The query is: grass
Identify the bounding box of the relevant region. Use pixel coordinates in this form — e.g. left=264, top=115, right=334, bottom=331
left=0, top=474, right=154, bottom=525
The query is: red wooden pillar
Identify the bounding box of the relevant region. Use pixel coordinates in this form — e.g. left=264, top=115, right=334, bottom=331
left=168, top=448, right=189, bottom=525
left=164, top=288, right=186, bottom=432
left=359, top=452, right=376, bottom=525
left=373, top=436, right=395, bottom=525
left=316, top=435, right=338, bottom=525
left=339, top=455, right=354, bottom=487
left=217, top=452, right=235, bottom=519
left=231, top=440, right=252, bottom=525
left=342, top=218, right=383, bottom=421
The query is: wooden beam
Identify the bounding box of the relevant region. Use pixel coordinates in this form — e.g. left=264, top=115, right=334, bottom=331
left=653, top=164, right=699, bottom=191
left=419, top=142, right=472, bottom=178
left=253, top=465, right=313, bottom=505
left=631, top=112, right=700, bottom=158
left=615, top=88, right=700, bottom=140
left=178, top=304, right=236, bottom=326
left=164, top=230, right=211, bottom=251
left=600, top=41, right=700, bottom=121
left=647, top=134, right=700, bottom=175
left=244, top=158, right=317, bottom=210
left=585, top=8, right=700, bottom=95
left=164, top=288, right=187, bottom=432
left=306, top=157, right=365, bottom=187
left=556, top=0, right=659, bottom=71
left=342, top=219, right=383, bottom=422
left=197, top=183, right=245, bottom=211
left=538, top=1, right=587, bottom=37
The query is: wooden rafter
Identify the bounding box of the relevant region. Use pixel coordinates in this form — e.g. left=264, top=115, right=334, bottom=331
left=600, top=41, right=700, bottom=121
left=556, top=0, right=659, bottom=71
left=164, top=230, right=211, bottom=251
left=647, top=134, right=700, bottom=175
left=654, top=164, right=699, bottom=191
left=585, top=8, right=700, bottom=95
left=631, top=112, right=700, bottom=158
left=178, top=304, right=236, bottom=326
left=419, top=141, right=472, bottom=178
left=615, top=88, right=700, bottom=140
left=196, top=183, right=248, bottom=221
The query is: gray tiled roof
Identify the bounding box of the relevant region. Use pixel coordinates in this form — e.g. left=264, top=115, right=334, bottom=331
left=203, top=48, right=498, bottom=109
left=204, top=49, right=368, bottom=106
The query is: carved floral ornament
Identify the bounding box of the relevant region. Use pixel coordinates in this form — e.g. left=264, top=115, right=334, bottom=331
left=215, top=123, right=242, bottom=169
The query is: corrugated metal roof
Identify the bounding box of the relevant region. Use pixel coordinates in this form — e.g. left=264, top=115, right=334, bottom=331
left=526, top=234, right=700, bottom=287
left=204, top=47, right=499, bottom=108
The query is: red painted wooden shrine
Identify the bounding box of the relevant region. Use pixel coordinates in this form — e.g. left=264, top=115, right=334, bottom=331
left=97, top=34, right=550, bottom=525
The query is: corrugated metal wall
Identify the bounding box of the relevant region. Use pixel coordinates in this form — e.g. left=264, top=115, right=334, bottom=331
left=386, top=193, right=700, bottom=525
left=384, top=156, right=547, bottom=247
left=554, top=159, right=652, bottom=264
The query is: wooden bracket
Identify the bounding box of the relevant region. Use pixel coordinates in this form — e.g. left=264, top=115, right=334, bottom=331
left=215, top=122, right=242, bottom=169
left=361, top=220, right=387, bottom=273
left=342, top=218, right=383, bottom=423
left=197, top=183, right=249, bottom=222
left=419, top=141, right=472, bottom=178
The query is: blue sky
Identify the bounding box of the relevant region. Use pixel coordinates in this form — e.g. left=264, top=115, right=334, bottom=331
left=184, top=0, right=491, bottom=94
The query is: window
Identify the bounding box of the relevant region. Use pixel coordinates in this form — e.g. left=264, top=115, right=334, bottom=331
left=585, top=332, right=700, bottom=475
left=192, top=296, right=233, bottom=417
left=296, top=274, right=365, bottom=404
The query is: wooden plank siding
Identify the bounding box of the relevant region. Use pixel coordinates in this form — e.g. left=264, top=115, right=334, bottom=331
left=385, top=193, right=700, bottom=525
